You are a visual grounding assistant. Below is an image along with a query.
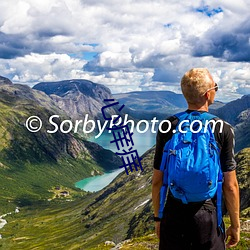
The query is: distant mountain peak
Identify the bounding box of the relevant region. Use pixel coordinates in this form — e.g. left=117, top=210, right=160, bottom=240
left=0, top=75, right=12, bottom=85
left=33, top=79, right=116, bottom=121
left=33, top=79, right=111, bottom=99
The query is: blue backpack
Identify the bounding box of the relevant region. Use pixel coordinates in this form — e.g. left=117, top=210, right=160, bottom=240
left=158, top=111, right=223, bottom=228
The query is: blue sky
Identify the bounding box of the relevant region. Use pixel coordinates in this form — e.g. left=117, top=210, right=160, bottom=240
left=0, top=0, right=249, bottom=102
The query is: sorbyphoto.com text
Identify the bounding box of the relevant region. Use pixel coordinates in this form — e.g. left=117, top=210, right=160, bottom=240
left=25, top=114, right=224, bottom=138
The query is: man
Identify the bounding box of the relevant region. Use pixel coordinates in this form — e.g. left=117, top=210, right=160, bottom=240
left=152, top=68, right=240, bottom=249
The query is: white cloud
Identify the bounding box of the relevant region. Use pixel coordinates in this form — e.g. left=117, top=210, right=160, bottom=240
left=0, top=53, right=87, bottom=85
left=0, top=0, right=249, bottom=101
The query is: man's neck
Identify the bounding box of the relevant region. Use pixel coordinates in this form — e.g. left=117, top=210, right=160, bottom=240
left=187, top=103, right=209, bottom=112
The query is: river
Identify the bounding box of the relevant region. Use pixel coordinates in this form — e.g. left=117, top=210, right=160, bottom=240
left=0, top=208, right=19, bottom=239
left=75, top=128, right=156, bottom=192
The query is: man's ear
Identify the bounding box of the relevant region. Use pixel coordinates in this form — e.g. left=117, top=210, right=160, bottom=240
left=204, top=92, right=209, bottom=100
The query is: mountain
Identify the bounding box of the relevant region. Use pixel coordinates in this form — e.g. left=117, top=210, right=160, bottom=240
left=114, top=91, right=186, bottom=119
left=0, top=75, right=12, bottom=85
left=1, top=147, right=249, bottom=249
left=213, top=94, right=250, bottom=126
left=234, top=108, right=250, bottom=152
left=33, top=81, right=225, bottom=122
left=114, top=90, right=187, bottom=110
left=0, top=79, right=122, bottom=212
left=209, top=100, right=225, bottom=110
left=0, top=77, right=248, bottom=249
left=212, top=94, right=250, bottom=152
left=114, top=91, right=225, bottom=120
left=235, top=148, right=250, bottom=214
left=33, top=79, right=118, bottom=121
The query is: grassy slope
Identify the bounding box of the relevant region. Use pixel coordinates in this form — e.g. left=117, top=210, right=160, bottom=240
left=89, top=219, right=250, bottom=250
left=235, top=148, right=250, bottom=214
left=0, top=199, right=88, bottom=250
left=1, top=148, right=249, bottom=249
left=0, top=101, right=101, bottom=213
left=0, top=149, right=154, bottom=249
left=0, top=86, right=120, bottom=214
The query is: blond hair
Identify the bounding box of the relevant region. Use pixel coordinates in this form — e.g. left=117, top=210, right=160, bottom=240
left=181, top=68, right=214, bottom=104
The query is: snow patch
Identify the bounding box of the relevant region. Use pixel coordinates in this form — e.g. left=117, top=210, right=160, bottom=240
left=0, top=219, right=7, bottom=229
left=134, top=199, right=150, bottom=210
left=0, top=208, right=20, bottom=238
left=138, top=184, right=145, bottom=190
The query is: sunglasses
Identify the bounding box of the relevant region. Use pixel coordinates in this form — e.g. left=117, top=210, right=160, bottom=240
left=203, top=83, right=218, bottom=95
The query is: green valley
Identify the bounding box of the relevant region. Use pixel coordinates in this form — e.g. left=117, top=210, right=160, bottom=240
left=0, top=147, right=249, bottom=249
left=0, top=77, right=249, bottom=249
left=0, top=82, right=121, bottom=214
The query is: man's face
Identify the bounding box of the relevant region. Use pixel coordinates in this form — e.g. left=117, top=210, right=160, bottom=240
left=207, top=82, right=218, bottom=105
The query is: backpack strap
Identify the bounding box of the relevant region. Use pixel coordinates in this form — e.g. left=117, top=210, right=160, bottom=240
left=201, top=112, right=223, bottom=230
left=158, top=112, right=188, bottom=218
left=159, top=183, right=168, bottom=219
left=217, top=169, right=223, bottom=231
left=200, top=112, right=223, bottom=229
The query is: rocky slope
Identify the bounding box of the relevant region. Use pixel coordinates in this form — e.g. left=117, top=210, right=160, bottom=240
left=33, top=79, right=119, bottom=121
left=0, top=76, right=12, bottom=85
left=213, top=94, right=250, bottom=126
left=213, top=94, right=250, bottom=152
left=234, top=108, right=250, bottom=152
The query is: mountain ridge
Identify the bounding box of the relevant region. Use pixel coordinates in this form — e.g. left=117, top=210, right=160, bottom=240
left=213, top=94, right=250, bottom=152
left=213, top=94, right=250, bottom=125
left=3, top=76, right=250, bottom=152
left=0, top=76, right=12, bottom=85
left=33, top=79, right=118, bottom=121
left=0, top=80, right=122, bottom=212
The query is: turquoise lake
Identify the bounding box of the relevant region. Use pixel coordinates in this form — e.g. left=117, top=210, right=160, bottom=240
left=75, top=128, right=156, bottom=192
left=75, top=168, right=124, bottom=192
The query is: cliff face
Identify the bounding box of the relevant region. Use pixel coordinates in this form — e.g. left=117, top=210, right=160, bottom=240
left=33, top=79, right=117, bottom=121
